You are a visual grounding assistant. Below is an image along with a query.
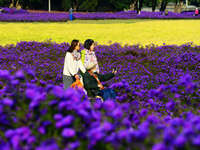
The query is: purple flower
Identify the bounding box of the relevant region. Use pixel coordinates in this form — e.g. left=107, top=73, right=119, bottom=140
left=93, top=100, right=102, bottom=109
left=105, top=132, right=116, bottom=143
left=103, top=100, right=116, bottom=111
left=0, top=142, right=11, bottom=150
left=0, top=104, right=2, bottom=114
left=2, top=98, right=13, bottom=106
left=61, top=115, right=74, bottom=126
left=122, top=117, right=132, bottom=128
left=147, top=115, right=159, bottom=124
left=192, top=135, right=200, bottom=146
left=77, top=110, right=90, bottom=119
left=54, top=114, right=63, bottom=121
left=66, top=141, right=80, bottom=150
left=140, top=108, right=148, bottom=117
left=25, top=89, right=38, bottom=100
left=100, top=121, right=113, bottom=132
left=112, top=108, right=123, bottom=119
left=15, top=70, right=25, bottom=80
left=152, top=143, right=167, bottom=150
left=48, top=100, right=58, bottom=106
left=178, top=74, right=192, bottom=85
left=174, top=135, right=186, bottom=147
left=27, top=136, right=36, bottom=144
left=5, top=129, right=15, bottom=138
left=166, top=101, right=175, bottom=111
left=88, top=128, right=105, bottom=142
left=29, top=100, right=40, bottom=109
left=91, top=110, right=101, bottom=121
left=117, top=129, right=129, bottom=140
left=52, top=86, right=64, bottom=98
left=11, top=135, right=20, bottom=149
left=58, top=101, right=68, bottom=110
left=163, top=128, right=176, bottom=144
left=36, top=139, right=59, bottom=150
left=62, top=128, right=75, bottom=138
left=0, top=70, right=10, bottom=79
left=38, top=126, right=46, bottom=134
left=131, top=128, right=148, bottom=141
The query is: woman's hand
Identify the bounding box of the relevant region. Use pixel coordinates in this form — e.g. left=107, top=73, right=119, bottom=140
left=98, top=84, right=104, bottom=90
left=112, top=68, right=117, bottom=74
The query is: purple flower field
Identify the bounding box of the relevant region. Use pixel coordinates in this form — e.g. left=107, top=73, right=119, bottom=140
left=74, top=11, right=200, bottom=20
left=0, top=7, right=28, bottom=14
left=0, top=7, right=200, bottom=22
left=0, top=41, right=200, bottom=149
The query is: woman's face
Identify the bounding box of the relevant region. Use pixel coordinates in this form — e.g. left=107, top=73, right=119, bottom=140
left=75, top=42, right=80, bottom=51
left=90, top=43, right=95, bottom=51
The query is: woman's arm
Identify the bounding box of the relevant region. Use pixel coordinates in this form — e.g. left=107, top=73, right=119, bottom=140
left=97, top=73, right=115, bottom=82
left=78, top=59, right=86, bottom=73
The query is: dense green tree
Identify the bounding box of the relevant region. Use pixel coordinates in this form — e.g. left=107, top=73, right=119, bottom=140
left=160, top=0, right=168, bottom=11
left=109, top=0, right=132, bottom=11
left=96, top=0, right=114, bottom=11
left=0, top=0, right=10, bottom=7
left=61, top=0, right=71, bottom=11
left=152, top=0, right=157, bottom=11
left=0, top=0, right=199, bottom=12
left=133, top=0, right=144, bottom=13
left=79, top=0, right=98, bottom=11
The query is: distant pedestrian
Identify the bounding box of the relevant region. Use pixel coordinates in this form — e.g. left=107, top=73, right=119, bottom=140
left=195, top=8, right=199, bottom=16
left=69, top=7, right=73, bottom=21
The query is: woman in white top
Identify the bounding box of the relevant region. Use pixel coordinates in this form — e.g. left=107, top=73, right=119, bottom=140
left=63, top=40, right=86, bottom=89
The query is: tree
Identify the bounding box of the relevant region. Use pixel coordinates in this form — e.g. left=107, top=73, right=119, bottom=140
left=138, top=0, right=144, bottom=12
left=0, top=0, right=10, bottom=7
left=109, top=0, right=132, bottom=11
left=79, top=0, right=98, bottom=11
left=61, top=0, right=71, bottom=11
left=160, top=0, right=168, bottom=12
left=174, top=0, right=184, bottom=13
left=152, top=0, right=157, bottom=12
left=134, top=0, right=144, bottom=14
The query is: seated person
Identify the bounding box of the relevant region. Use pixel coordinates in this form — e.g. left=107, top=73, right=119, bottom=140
left=82, top=63, right=117, bottom=100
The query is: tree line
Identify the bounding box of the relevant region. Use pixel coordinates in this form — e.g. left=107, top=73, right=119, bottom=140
left=0, top=0, right=199, bottom=12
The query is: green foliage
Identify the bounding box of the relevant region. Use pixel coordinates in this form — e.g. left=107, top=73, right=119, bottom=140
left=61, top=0, right=71, bottom=11
left=190, top=0, right=200, bottom=6
left=108, top=0, right=132, bottom=11
left=79, top=0, right=98, bottom=11
left=0, top=0, right=199, bottom=12
left=0, top=0, right=10, bottom=7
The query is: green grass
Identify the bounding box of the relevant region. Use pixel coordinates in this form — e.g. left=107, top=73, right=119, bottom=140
left=1, top=19, right=200, bottom=46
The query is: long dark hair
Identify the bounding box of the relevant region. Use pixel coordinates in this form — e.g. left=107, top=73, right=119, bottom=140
left=84, top=39, right=94, bottom=50
left=67, top=40, right=79, bottom=53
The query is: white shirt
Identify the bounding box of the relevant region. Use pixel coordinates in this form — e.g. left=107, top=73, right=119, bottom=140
left=63, top=52, right=86, bottom=76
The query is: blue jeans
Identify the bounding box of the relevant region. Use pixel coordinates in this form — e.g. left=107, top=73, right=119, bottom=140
left=99, top=88, right=116, bottom=100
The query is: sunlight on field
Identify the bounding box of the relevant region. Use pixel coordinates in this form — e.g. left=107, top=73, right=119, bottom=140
left=0, top=19, right=200, bottom=46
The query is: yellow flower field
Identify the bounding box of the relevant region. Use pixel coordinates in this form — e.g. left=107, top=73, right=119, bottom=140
left=0, top=19, right=200, bottom=46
